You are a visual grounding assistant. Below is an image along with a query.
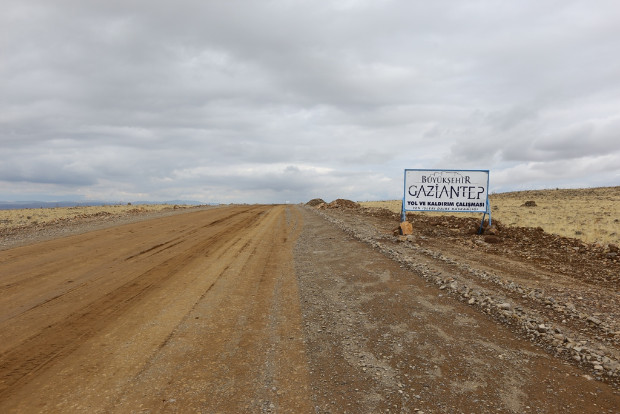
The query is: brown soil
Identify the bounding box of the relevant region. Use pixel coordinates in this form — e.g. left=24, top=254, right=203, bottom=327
left=327, top=199, right=361, bottom=209
left=306, top=198, right=326, bottom=207
left=0, top=205, right=618, bottom=413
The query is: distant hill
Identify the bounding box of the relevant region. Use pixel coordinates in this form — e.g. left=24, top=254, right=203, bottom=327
left=0, top=200, right=207, bottom=210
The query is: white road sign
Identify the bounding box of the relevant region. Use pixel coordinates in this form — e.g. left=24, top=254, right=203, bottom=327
left=403, top=169, right=489, bottom=213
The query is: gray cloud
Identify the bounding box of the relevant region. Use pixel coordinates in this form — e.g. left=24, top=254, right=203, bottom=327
left=1, top=0, right=619, bottom=203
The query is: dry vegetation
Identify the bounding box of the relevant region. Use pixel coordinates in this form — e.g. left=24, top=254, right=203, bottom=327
left=0, top=204, right=184, bottom=230
left=360, top=186, right=620, bottom=246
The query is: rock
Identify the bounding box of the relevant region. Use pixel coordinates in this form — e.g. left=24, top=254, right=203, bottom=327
left=537, top=324, right=548, bottom=333
left=608, top=243, right=619, bottom=253
left=498, top=302, right=512, bottom=310
left=484, top=235, right=500, bottom=244
left=587, top=316, right=602, bottom=325
left=400, top=221, right=413, bottom=235
left=522, top=200, right=537, bottom=207
left=485, top=225, right=498, bottom=235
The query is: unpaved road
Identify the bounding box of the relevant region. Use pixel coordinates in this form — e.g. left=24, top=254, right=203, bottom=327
left=0, top=205, right=618, bottom=413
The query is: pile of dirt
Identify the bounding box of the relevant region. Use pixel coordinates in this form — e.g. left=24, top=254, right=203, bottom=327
left=326, top=199, right=361, bottom=209
left=305, top=198, right=326, bottom=207
left=355, top=208, right=620, bottom=289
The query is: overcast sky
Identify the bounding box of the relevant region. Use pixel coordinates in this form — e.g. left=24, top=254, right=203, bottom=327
left=1, top=0, right=619, bottom=204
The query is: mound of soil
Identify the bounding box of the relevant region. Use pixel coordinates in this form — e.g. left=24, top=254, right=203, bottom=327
left=306, top=198, right=326, bottom=207
left=327, top=199, right=361, bottom=209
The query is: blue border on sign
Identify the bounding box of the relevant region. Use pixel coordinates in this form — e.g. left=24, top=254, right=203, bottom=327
left=402, top=168, right=490, bottom=214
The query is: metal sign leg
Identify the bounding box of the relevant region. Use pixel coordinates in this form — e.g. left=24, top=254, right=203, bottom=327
left=478, top=212, right=487, bottom=234
left=478, top=203, right=492, bottom=234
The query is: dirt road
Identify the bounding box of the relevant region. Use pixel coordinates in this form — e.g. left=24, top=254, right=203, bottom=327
left=0, top=205, right=618, bottom=413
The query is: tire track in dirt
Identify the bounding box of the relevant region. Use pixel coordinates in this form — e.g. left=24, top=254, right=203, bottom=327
left=0, top=205, right=312, bottom=413
left=0, top=207, right=263, bottom=339
left=0, top=208, right=242, bottom=296
left=107, top=205, right=312, bottom=413
left=0, top=206, right=270, bottom=405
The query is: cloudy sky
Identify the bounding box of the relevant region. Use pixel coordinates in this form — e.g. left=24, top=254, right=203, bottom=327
left=1, top=0, right=619, bottom=204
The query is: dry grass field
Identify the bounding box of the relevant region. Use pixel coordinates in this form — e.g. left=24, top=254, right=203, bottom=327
left=0, top=204, right=181, bottom=230
left=360, top=186, right=620, bottom=246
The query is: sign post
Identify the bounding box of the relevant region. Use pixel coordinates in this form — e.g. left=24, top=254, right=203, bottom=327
left=402, top=169, right=491, bottom=233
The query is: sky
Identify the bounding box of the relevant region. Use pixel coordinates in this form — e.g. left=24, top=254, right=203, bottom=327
left=1, top=0, right=619, bottom=204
